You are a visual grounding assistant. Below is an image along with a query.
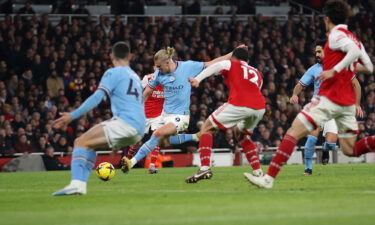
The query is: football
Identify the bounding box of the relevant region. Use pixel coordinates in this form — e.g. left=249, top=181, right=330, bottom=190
left=95, top=162, right=116, bottom=181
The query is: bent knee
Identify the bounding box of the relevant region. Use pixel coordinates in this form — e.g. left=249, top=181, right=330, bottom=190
left=74, top=137, right=86, bottom=148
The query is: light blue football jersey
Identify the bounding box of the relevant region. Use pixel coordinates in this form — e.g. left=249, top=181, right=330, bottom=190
left=148, top=60, right=205, bottom=115
left=98, top=66, right=145, bottom=135
left=299, top=63, right=322, bottom=97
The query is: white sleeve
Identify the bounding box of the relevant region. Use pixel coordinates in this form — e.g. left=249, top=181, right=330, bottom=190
left=195, top=60, right=231, bottom=82
left=141, top=75, right=148, bottom=89
left=329, top=30, right=362, bottom=72
left=358, top=43, right=373, bottom=73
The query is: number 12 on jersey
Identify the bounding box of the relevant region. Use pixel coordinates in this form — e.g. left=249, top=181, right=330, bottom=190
left=241, top=65, right=262, bottom=89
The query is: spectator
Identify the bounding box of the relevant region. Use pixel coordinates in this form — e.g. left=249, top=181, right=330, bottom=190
left=14, top=134, right=35, bottom=154
left=42, top=145, right=70, bottom=170
left=47, top=71, right=65, bottom=98
left=215, top=129, right=237, bottom=151
left=18, top=1, right=35, bottom=14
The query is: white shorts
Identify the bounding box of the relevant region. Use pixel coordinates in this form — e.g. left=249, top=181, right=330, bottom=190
left=297, top=96, right=358, bottom=138
left=144, top=115, right=163, bottom=134
left=161, top=112, right=190, bottom=134
left=209, top=103, right=265, bottom=135
left=101, top=117, right=142, bottom=149
left=322, top=119, right=338, bottom=137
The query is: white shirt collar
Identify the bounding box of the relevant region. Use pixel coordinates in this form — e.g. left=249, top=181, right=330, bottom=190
left=332, top=24, right=348, bottom=31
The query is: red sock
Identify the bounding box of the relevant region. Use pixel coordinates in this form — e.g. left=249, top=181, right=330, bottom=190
left=127, top=145, right=137, bottom=159
left=199, top=134, right=212, bottom=167
left=353, top=136, right=375, bottom=157
left=150, top=146, right=160, bottom=164
left=240, top=136, right=260, bottom=170
left=267, top=134, right=297, bottom=178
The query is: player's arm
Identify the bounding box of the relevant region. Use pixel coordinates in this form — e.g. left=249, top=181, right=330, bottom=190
left=317, top=32, right=362, bottom=81
left=189, top=60, right=230, bottom=87
left=290, top=67, right=314, bottom=104
left=290, top=83, right=304, bottom=104
left=356, top=44, right=373, bottom=75
left=143, top=85, right=154, bottom=103
left=352, top=77, right=363, bottom=118
left=204, top=45, right=247, bottom=68
left=53, top=89, right=106, bottom=128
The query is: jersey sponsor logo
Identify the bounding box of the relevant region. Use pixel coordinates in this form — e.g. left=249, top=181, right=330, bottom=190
left=164, top=85, right=184, bottom=92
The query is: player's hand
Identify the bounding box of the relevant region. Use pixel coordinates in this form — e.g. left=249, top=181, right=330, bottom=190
left=189, top=78, right=200, bottom=88
left=289, top=95, right=299, bottom=104
left=316, top=69, right=336, bottom=81
left=355, top=105, right=364, bottom=118
left=53, top=112, right=73, bottom=129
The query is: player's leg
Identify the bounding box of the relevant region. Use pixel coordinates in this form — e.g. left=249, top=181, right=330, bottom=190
left=235, top=108, right=265, bottom=176
left=122, top=122, right=176, bottom=173
left=53, top=123, right=109, bottom=196
left=303, top=128, right=319, bottom=175
left=244, top=97, right=331, bottom=188
left=185, top=118, right=216, bottom=183
left=321, top=119, right=338, bottom=164
left=335, top=110, right=375, bottom=157
left=169, top=133, right=200, bottom=145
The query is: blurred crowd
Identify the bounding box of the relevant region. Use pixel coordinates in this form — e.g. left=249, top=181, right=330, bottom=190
left=0, top=2, right=374, bottom=156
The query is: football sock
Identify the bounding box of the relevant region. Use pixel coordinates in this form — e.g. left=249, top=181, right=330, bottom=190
left=267, top=134, right=297, bottom=178
left=71, top=147, right=88, bottom=182
left=240, top=136, right=261, bottom=171
left=353, top=136, right=375, bottom=157
left=169, top=134, right=198, bottom=145
left=304, top=135, right=317, bottom=170
left=199, top=134, right=212, bottom=168
left=133, top=136, right=159, bottom=163
left=126, top=145, right=137, bottom=159
left=82, top=149, right=96, bottom=182
left=150, top=146, right=160, bottom=165
left=323, top=142, right=336, bottom=151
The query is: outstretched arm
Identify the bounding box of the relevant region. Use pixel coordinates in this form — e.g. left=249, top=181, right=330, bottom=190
left=190, top=60, right=230, bottom=87
left=204, top=45, right=247, bottom=68
left=53, top=89, right=106, bottom=128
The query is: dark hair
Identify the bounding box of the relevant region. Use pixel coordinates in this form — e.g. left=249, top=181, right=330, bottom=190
left=111, top=42, right=130, bottom=60
left=323, top=0, right=349, bottom=25
left=232, top=48, right=249, bottom=61
left=315, top=39, right=326, bottom=48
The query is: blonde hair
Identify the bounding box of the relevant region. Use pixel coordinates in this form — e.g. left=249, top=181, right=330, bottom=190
left=154, top=47, right=175, bottom=61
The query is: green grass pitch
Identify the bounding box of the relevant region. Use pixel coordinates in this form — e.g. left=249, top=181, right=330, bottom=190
left=0, top=164, right=374, bottom=225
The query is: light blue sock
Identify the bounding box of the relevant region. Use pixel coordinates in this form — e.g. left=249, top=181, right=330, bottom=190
left=323, top=142, right=336, bottom=152
left=82, top=149, right=96, bottom=182
left=71, top=147, right=88, bottom=181
left=304, top=135, right=318, bottom=170
left=134, top=136, right=159, bottom=161
left=170, top=134, right=194, bottom=145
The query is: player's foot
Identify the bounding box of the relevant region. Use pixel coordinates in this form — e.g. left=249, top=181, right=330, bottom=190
left=304, top=168, right=312, bottom=175
left=252, top=169, right=264, bottom=177
left=243, top=173, right=274, bottom=189
left=121, top=156, right=132, bottom=173
left=185, top=168, right=213, bottom=183
left=148, top=168, right=159, bottom=174
left=322, top=151, right=329, bottom=165
left=52, top=185, right=85, bottom=196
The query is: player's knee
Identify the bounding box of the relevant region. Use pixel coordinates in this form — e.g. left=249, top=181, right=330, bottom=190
left=152, top=130, right=163, bottom=139
left=341, top=145, right=355, bottom=157
left=74, top=137, right=87, bottom=148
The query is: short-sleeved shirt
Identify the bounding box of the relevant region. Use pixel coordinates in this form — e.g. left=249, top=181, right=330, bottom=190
left=98, top=66, right=145, bottom=135
left=148, top=60, right=204, bottom=115
left=299, top=63, right=322, bottom=98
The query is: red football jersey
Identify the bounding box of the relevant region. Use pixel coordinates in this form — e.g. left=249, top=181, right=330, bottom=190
left=143, top=74, right=164, bottom=118
left=221, top=60, right=266, bottom=109
left=318, top=27, right=360, bottom=106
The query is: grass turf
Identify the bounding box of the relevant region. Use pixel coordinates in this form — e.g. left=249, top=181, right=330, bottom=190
left=0, top=164, right=374, bottom=225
